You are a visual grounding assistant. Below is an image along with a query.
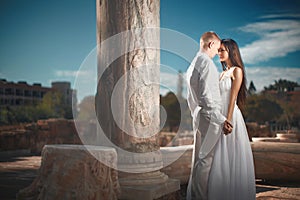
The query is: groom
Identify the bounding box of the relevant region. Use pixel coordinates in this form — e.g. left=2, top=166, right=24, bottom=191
left=186, top=31, right=233, bottom=200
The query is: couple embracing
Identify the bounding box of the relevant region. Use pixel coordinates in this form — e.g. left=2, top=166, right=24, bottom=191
left=186, top=31, right=256, bottom=200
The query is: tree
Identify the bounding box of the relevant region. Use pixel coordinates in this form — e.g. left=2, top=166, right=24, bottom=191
left=0, top=108, right=10, bottom=125
left=0, top=91, right=74, bottom=125
left=273, top=90, right=300, bottom=129
left=248, top=80, right=256, bottom=95
left=36, top=91, right=66, bottom=119
left=264, top=79, right=299, bottom=92
left=77, top=95, right=96, bottom=121
left=160, top=91, right=193, bottom=131
left=160, top=92, right=181, bottom=131
left=262, top=79, right=300, bottom=129
left=12, top=106, right=36, bottom=123
left=244, top=94, right=283, bottom=124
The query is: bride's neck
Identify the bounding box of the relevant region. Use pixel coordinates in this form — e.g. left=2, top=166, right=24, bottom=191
left=225, top=61, right=233, bottom=69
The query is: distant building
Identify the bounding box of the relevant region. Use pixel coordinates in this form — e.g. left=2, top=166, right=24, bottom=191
left=51, top=81, right=77, bottom=107
left=0, top=79, right=77, bottom=108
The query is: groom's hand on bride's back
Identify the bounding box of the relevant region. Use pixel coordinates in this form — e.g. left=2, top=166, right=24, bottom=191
left=223, top=120, right=233, bottom=135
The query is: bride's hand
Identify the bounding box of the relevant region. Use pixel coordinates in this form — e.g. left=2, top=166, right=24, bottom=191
left=223, top=120, right=233, bottom=135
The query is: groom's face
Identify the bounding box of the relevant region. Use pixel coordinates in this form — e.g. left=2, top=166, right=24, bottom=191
left=212, top=40, right=221, bottom=57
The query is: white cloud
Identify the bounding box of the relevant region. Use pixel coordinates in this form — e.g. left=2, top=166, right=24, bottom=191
left=53, top=66, right=300, bottom=101
left=239, top=18, right=300, bottom=64
left=52, top=69, right=97, bottom=102
left=160, top=71, right=187, bottom=96
left=55, top=70, right=90, bottom=77
left=259, top=14, right=300, bottom=19
left=160, top=71, right=177, bottom=93
left=246, top=66, right=300, bottom=91
left=160, top=66, right=300, bottom=97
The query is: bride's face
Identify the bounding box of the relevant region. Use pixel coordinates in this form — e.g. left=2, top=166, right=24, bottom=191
left=218, top=44, right=229, bottom=62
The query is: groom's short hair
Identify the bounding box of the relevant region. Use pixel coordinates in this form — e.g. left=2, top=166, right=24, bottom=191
left=200, top=31, right=220, bottom=49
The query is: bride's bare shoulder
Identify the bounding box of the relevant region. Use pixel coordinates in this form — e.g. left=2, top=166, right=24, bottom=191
left=232, top=67, right=243, bottom=80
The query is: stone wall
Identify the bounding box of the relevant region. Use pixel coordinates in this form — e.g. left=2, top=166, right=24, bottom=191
left=161, top=142, right=300, bottom=183
left=159, top=131, right=193, bottom=147
left=246, top=122, right=274, bottom=140
left=161, top=145, right=193, bottom=184
left=0, top=119, right=81, bottom=154
left=0, top=121, right=195, bottom=154
left=159, top=123, right=278, bottom=145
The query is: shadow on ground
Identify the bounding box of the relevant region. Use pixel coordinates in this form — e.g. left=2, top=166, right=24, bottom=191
left=1, top=151, right=300, bottom=200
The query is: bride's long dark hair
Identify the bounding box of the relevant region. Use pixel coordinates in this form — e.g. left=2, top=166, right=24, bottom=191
left=221, top=39, right=247, bottom=108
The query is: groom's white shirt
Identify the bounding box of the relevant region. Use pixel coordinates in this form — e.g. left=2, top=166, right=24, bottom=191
left=186, top=51, right=226, bottom=159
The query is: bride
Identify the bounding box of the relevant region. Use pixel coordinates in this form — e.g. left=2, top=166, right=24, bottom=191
left=208, top=38, right=256, bottom=200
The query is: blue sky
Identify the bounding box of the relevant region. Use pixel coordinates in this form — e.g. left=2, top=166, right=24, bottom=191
left=1, top=0, right=300, bottom=102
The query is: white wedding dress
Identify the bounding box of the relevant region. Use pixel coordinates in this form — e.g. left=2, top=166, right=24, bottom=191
left=208, top=67, right=256, bottom=200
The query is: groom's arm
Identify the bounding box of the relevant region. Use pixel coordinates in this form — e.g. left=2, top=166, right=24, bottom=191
left=193, top=59, right=226, bottom=125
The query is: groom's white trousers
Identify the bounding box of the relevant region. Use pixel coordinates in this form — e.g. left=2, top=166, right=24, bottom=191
left=187, top=113, right=221, bottom=200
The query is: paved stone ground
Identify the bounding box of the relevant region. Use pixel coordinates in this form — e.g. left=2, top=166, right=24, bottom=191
left=0, top=151, right=41, bottom=200
left=0, top=151, right=300, bottom=200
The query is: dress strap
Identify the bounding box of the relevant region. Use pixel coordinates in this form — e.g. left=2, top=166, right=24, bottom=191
left=229, top=67, right=236, bottom=80
left=229, top=66, right=236, bottom=73
left=219, top=67, right=236, bottom=81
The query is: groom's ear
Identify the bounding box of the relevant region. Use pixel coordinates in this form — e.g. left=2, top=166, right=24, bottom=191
left=208, top=41, right=213, bottom=49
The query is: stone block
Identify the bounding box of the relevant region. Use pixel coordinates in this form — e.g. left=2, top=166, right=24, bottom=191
left=17, top=144, right=120, bottom=200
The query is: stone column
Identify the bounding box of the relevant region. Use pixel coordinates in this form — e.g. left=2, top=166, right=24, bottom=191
left=96, top=0, right=180, bottom=199
left=96, top=0, right=160, bottom=151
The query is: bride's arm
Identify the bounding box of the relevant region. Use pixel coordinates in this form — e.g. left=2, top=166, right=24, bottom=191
left=227, top=67, right=243, bottom=122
